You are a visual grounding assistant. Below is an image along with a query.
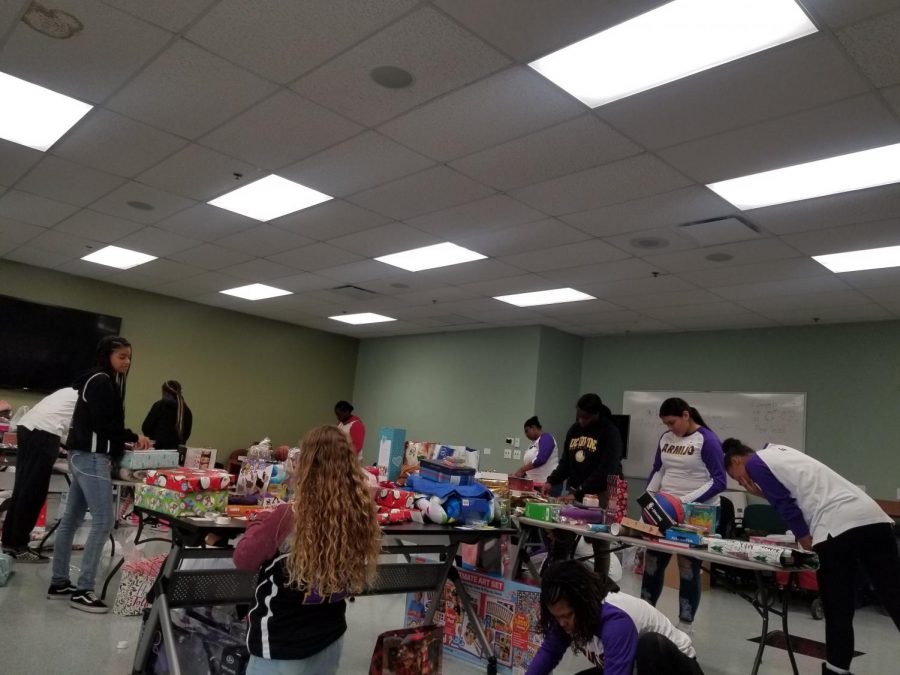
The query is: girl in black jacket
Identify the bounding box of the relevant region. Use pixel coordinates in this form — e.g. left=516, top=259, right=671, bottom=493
left=142, top=380, right=192, bottom=450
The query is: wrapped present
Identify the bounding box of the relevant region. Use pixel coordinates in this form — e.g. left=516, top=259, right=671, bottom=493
left=375, top=488, right=416, bottom=510
left=135, top=483, right=228, bottom=517
left=605, top=475, right=628, bottom=525
left=113, top=554, right=166, bottom=616
left=119, top=449, right=180, bottom=470
left=377, top=507, right=413, bottom=525
left=145, top=467, right=232, bottom=493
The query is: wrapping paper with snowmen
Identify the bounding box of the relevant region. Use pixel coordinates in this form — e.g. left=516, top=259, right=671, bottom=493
left=145, top=467, right=232, bottom=493
left=135, top=483, right=228, bottom=517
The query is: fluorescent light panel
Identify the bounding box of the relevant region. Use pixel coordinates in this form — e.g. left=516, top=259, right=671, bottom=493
left=529, top=0, right=816, bottom=108
left=329, top=313, right=396, bottom=325
left=0, top=71, right=93, bottom=151
left=220, top=283, right=292, bottom=301
left=208, top=175, right=332, bottom=222
left=494, top=288, right=596, bottom=307
left=813, top=245, right=900, bottom=273
left=81, top=245, right=156, bottom=270
left=707, top=142, right=900, bottom=210
left=375, top=242, right=486, bottom=272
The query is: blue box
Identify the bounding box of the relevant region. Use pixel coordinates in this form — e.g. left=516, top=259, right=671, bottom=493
left=377, top=427, right=407, bottom=483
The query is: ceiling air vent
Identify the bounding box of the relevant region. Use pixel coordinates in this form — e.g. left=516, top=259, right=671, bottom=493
left=329, top=285, right=378, bottom=300
left=677, top=216, right=759, bottom=246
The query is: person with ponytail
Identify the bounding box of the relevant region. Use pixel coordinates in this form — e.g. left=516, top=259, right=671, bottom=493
left=49, top=335, right=151, bottom=613
left=640, top=398, right=726, bottom=635
left=234, top=425, right=381, bottom=674
left=142, top=380, right=193, bottom=450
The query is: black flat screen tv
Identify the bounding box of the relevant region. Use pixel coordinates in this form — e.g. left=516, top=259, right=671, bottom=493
left=0, top=295, right=122, bottom=393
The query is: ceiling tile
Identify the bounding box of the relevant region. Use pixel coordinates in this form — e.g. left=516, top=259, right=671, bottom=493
left=154, top=203, right=256, bottom=242
left=680, top=257, right=830, bottom=289
left=347, top=166, right=494, bottom=220
left=837, top=8, right=900, bottom=87
left=780, top=218, right=900, bottom=255
left=265, top=272, right=336, bottom=294
left=150, top=271, right=243, bottom=299
left=884, top=85, right=900, bottom=117
left=266, top=243, right=363, bottom=271
left=407, top=195, right=546, bottom=239
left=0, top=189, right=79, bottom=226
left=107, top=39, right=277, bottom=139
left=862, top=284, right=900, bottom=303
left=805, top=0, right=900, bottom=29
left=736, top=288, right=875, bottom=312
left=0, top=0, right=171, bottom=103
left=615, top=289, right=726, bottom=311
left=561, top=186, right=734, bottom=238
left=762, top=304, right=895, bottom=325
left=16, top=155, right=125, bottom=206
left=416, top=258, right=523, bottom=285
left=217, top=258, right=298, bottom=282
left=601, top=226, right=698, bottom=258
left=89, top=181, right=196, bottom=224
left=52, top=108, right=188, bottom=178
left=272, top=200, right=391, bottom=240
left=55, top=258, right=121, bottom=280
left=658, top=94, right=900, bottom=183
left=114, top=226, right=201, bottom=257
left=434, top=0, right=668, bottom=62
left=4, top=245, right=70, bottom=268
left=643, top=238, right=801, bottom=274
left=458, top=273, right=560, bottom=297
left=663, top=312, right=772, bottom=332
left=109, top=257, right=203, bottom=284
left=25, top=228, right=101, bottom=257
left=0, top=2, right=24, bottom=35
left=326, top=222, right=437, bottom=258
left=138, top=144, right=265, bottom=201
left=187, top=0, right=417, bottom=83
left=54, top=209, right=145, bottom=242
left=450, top=114, right=640, bottom=191
left=391, top=286, right=479, bottom=307
left=500, top=239, right=629, bottom=273
left=712, top=275, right=850, bottom=301
left=637, top=301, right=751, bottom=322
left=103, top=0, right=216, bottom=32
left=578, top=274, right=696, bottom=299
left=216, top=224, right=314, bottom=257
left=840, top=267, right=900, bottom=289
left=201, top=90, right=362, bottom=170
left=380, top=66, right=583, bottom=162
left=167, top=243, right=254, bottom=270
left=294, top=7, right=510, bottom=127
left=596, top=36, right=870, bottom=149
left=317, top=260, right=395, bottom=284
left=454, top=218, right=591, bottom=257
left=280, top=132, right=434, bottom=197
left=0, top=216, right=45, bottom=243
left=541, top=258, right=659, bottom=286
left=0, top=139, right=43, bottom=186
left=510, top=154, right=692, bottom=216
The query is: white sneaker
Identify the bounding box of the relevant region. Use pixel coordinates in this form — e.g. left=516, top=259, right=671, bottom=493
left=676, top=620, right=694, bottom=636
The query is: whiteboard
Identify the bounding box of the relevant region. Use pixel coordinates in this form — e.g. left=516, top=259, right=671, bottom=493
left=621, top=391, right=806, bottom=483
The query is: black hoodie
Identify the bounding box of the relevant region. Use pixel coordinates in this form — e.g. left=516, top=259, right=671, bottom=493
left=66, top=368, right=138, bottom=458
left=142, top=395, right=193, bottom=449
left=546, top=403, right=623, bottom=501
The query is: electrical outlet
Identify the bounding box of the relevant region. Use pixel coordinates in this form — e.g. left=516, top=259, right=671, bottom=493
left=513, top=437, right=520, bottom=448
left=513, top=449, right=522, bottom=460
left=503, top=448, right=512, bottom=459
left=483, top=447, right=491, bottom=455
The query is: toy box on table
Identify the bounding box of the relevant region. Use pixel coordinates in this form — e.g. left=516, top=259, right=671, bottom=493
left=119, top=449, right=180, bottom=470
left=145, top=467, right=232, bottom=492
left=419, top=458, right=476, bottom=486
left=135, top=483, right=228, bottom=518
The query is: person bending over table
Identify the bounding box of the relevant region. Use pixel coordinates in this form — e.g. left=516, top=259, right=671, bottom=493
left=540, top=394, right=623, bottom=576
left=234, top=425, right=381, bottom=675
left=527, top=561, right=703, bottom=675
left=641, top=397, right=726, bottom=635
left=724, top=439, right=900, bottom=675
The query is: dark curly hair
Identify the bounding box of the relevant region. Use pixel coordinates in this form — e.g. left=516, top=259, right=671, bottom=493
left=539, top=561, right=619, bottom=650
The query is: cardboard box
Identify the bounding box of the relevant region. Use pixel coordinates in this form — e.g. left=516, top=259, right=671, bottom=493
left=119, top=449, right=179, bottom=470
left=524, top=502, right=560, bottom=522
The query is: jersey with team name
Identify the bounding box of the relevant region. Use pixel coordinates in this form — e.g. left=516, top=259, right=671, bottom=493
left=646, top=427, right=726, bottom=504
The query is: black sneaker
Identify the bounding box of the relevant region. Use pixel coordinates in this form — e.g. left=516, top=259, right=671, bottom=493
left=70, top=590, right=109, bottom=614
left=47, top=582, right=77, bottom=599
left=10, top=548, right=50, bottom=564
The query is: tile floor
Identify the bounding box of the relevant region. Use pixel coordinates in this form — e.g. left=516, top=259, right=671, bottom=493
left=0, top=542, right=897, bottom=674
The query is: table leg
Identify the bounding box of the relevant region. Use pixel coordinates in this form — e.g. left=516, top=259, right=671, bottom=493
left=508, top=523, right=542, bottom=581
left=36, top=518, right=61, bottom=555
left=450, top=566, right=498, bottom=675
left=751, top=571, right=770, bottom=675
left=155, top=592, right=183, bottom=675
left=131, top=598, right=161, bottom=673
left=781, top=577, right=799, bottom=675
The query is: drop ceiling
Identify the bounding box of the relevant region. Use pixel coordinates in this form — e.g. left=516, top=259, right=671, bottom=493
left=2, top=0, right=900, bottom=337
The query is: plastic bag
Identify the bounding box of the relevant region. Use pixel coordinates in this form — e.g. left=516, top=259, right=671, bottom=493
left=369, top=624, right=443, bottom=675
left=148, top=607, right=248, bottom=675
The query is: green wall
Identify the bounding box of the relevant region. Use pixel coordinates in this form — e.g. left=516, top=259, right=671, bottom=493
left=353, top=327, right=542, bottom=472
left=0, top=260, right=358, bottom=455
left=581, top=321, right=900, bottom=499
left=534, top=326, right=583, bottom=443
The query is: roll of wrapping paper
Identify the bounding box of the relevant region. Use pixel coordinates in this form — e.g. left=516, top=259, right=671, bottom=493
left=559, top=506, right=607, bottom=523
left=705, top=538, right=799, bottom=566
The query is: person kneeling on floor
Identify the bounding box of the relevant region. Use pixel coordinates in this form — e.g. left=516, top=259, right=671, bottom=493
left=527, top=561, right=704, bottom=675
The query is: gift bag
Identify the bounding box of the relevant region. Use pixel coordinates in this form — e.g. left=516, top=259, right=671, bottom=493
left=605, top=476, right=629, bottom=524
left=114, top=553, right=167, bottom=615
left=369, top=624, right=443, bottom=675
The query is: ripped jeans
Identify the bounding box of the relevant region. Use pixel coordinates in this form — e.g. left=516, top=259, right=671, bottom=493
left=640, top=551, right=702, bottom=623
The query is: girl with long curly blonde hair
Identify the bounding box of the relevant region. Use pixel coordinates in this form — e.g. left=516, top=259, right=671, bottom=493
left=234, top=425, right=381, bottom=674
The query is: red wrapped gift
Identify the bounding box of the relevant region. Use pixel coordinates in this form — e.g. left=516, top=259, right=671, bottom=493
left=375, top=488, right=415, bottom=510
left=377, top=507, right=412, bottom=525
left=145, top=467, right=232, bottom=493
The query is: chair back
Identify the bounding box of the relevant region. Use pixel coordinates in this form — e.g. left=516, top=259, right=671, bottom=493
left=742, top=503, right=788, bottom=535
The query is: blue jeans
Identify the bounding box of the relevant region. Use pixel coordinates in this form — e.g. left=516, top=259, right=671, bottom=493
left=247, top=637, right=343, bottom=675
left=51, top=451, right=113, bottom=591
left=640, top=551, right=702, bottom=622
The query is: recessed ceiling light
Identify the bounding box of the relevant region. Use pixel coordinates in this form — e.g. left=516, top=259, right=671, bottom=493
left=707, top=142, right=900, bottom=210
left=812, top=245, right=900, bottom=273
left=494, top=288, right=596, bottom=307
left=370, top=65, right=414, bottom=89
left=208, top=175, right=332, bottom=222
left=81, top=245, right=157, bottom=270
left=220, top=283, right=293, bottom=301
left=528, top=0, right=816, bottom=108
left=375, top=242, right=486, bottom=272
left=329, top=313, right=396, bottom=325
left=0, top=70, right=92, bottom=151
